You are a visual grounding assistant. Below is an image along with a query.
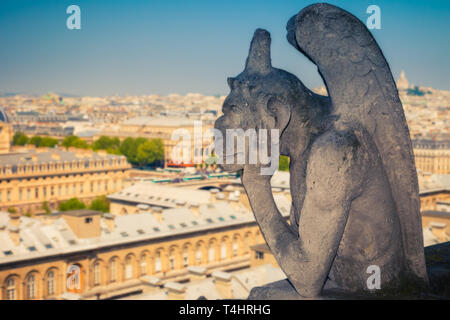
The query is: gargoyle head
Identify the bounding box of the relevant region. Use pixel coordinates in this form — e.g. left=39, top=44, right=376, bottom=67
left=214, top=29, right=309, bottom=172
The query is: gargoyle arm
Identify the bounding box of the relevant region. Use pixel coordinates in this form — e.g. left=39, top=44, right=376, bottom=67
left=242, top=130, right=367, bottom=297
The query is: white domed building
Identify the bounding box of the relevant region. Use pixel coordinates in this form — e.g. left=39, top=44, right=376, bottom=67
left=0, top=106, right=12, bottom=154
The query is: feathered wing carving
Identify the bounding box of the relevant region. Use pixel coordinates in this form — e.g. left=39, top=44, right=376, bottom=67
left=287, top=3, right=428, bottom=284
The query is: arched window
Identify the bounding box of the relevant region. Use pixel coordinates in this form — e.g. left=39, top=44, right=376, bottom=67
left=140, top=254, right=147, bottom=276
left=208, top=242, right=215, bottom=262
left=94, top=262, right=101, bottom=286
left=47, top=271, right=55, bottom=296
left=182, top=248, right=189, bottom=267
left=169, top=250, right=175, bottom=270
left=27, top=274, right=36, bottom=299
left=196, top=245, right=202, bottom=265
left=125, top=256, right=133, bottom=280
left=244, top=234, right=250, bottom=253
left=6, top=278, right=16, bottom=300
left=221, top=241, right=227, bottom=260
left=232, top=238, right=239, bottom=257
left=155, top=251, right=162, bottom=273
left=110, top=259, right=117, bottom=282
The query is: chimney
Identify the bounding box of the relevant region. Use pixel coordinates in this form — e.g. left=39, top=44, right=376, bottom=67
left=175, top=200, right=186, bottom=208
left=9, top=226, right=20, bottom=246
left=137, top=204, right=150, bottom=213
left=223, top=185, right=234, bottom=196
left=9, top=212, right=20, bottom=228
left=187, top=266, right=207, bottom=282
left=216, top=193, right=226, bottom=201
left=429, top=222, right=447, bottom=241
left=103, top=213, right=115, bottom=232
left=189, top=202, right=200, bottom=217
left=212, top=271, right=233, bottom=299
left=209, top=189, right=219, bottom=203
left=165, top=282, right=186, bottom=300
left=152, top=207, right=163, bottom=222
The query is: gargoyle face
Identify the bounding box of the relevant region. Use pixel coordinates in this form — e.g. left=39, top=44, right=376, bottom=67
left=213, top=29, right=293, bottom=173
left=214, top=76, right=291, bottom=172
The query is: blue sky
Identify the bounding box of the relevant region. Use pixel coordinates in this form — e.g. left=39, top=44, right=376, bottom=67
left=0, top=0, right=449, bottom=96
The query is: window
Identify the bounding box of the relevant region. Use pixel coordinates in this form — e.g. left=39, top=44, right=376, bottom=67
left=47, top=271, right=55, bottom=296
left=125, top=257, right=132, bottom=280
left=183, top=249, right=189, bottom=267
left=110, top=260, right=117, bottom=282
left=94, top=262, right=100, bottom=286
left=155, top=252, right=162, bottom=273
left=221, top=242, right=227, bottom=260
left=6, top=278, right=15, bottom=300
left=85, top=217, right=93, bottom=224
left=140, top=255, right=147, bottom=276
left=244, top=235, right=250, bottom=253
left=27, top=275, right=36, bottom=299
left=232, top=240, right=238, bottom=257
left=196, top=245, right=202, bottom=264
left=208, top=245, right=215, bottom=262
left=169, top=251, right=175, bottom=270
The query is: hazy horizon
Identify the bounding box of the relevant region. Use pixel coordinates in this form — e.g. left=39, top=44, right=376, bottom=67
left=1, top=0, right=449, bottom=96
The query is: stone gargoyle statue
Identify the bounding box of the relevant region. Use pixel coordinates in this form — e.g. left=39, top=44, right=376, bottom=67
left=214, top=3, right=429, bottom=299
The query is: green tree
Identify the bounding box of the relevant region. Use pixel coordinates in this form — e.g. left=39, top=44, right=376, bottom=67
left=279, top=155, right=290, bottom=171
left=136, top=138, right=164, bottom=166
left=13, top=132, right=28, bottom=146
left=58, top=198, right=86, bottom=211
left=89, top=195, right=110, bottom=213
left=7, top=207, right=17, bottom=214
left=93, top=136, right=120, bottom=151
left=119, top=137, right=137, bottom=163
left=40, top=136, right=59, bottom=147
left=119, top=137, right=147, bottom=164
left=29, top=135, right=43, bottom=147
left=62, top=135, right=89, bottom=149
left=42, top=201, right=51, bottom=215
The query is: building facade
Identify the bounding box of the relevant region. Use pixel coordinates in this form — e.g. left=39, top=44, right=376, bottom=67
left=0, top=148, right=131, bottom=214
left=413, top=139, right=450, bottom=175
left=0, top=208, right=265, bottom=300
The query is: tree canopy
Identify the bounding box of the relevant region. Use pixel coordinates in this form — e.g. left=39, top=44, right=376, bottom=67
left=58, top=198, right=86, bottom=211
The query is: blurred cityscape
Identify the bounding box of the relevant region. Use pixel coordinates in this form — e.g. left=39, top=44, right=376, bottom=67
left=0, top=71, right=448, bottom=300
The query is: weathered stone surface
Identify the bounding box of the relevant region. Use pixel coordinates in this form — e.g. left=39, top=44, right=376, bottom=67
left=214, top=3, right=430, bottom=299
left=247, top=242, right=450, bottom=299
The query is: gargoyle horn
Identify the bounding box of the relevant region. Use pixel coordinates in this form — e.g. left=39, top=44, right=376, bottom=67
left=244, top=28, right=272, bottom=76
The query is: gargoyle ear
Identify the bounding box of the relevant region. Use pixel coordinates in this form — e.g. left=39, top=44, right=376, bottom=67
left=267, top=97, right=290, bottom=130
left=244, top=29, right=272, bottom=76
